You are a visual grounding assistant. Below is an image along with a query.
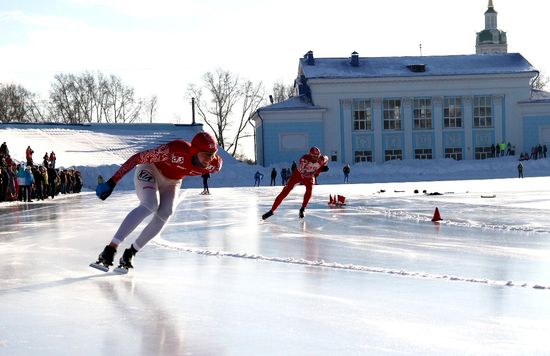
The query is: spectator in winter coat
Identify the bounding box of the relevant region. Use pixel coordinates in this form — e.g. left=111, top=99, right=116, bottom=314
left=281, top=168, right=287, bottom=185
left=25, top=146, right=34, bottom=166
left=270, top=168, right=277, bottom=186
left=49, top=151, right=56, bottom=169
left=517, top=162, right=524, bottom=178
left=43, top=153, right=49, bottom=168
left=343, top=164, right=351, bottom=183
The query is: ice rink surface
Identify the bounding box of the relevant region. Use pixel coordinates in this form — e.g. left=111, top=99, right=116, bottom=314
left=2, top=179, right=550, bottom=355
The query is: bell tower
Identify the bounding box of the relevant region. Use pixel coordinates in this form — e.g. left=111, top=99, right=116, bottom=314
left=476, top=0, right=507, bottom=54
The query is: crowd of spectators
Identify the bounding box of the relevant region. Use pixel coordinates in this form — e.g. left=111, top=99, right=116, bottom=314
left=519, top=144, right=548, bottom=161
left=0, top=141, right=83, bottom=203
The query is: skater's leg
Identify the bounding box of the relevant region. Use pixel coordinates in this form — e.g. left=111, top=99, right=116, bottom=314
left=133, top=179, right=179, bottom=250
left=301, top=181, right=314, bottom=209
left=270, top=173, right=300, bottom=212
left=110, top=165, right=159, bottom=246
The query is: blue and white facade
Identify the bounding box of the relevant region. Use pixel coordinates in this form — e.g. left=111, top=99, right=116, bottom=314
left=253, top=2, right=550, bottom=166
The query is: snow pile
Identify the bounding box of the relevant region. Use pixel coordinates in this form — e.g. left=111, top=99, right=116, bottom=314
left=2, top=125, right=550, bottom=191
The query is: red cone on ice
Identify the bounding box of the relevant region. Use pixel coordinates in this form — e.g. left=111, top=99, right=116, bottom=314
left=431, top=207, right=442, bottom=222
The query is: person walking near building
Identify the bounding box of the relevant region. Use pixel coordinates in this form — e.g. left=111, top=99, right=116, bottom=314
left=517, top=162, right=524, bottom=178
left=254, top=171, right=264, bottom=187
left=201, top=172, right=211, bottom=195
left=343, top=164, right=351, bottom=183
left=262, top=146, right=329, bottom=220
left=91, top=132, right=222, bottom=273
left=270, top=168, right=277, bottom=186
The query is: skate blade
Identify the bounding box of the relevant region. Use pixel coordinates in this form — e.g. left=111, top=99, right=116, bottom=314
left=113, top=266, right=129, bottom=274
left=89, top=262, right=109, bottom=272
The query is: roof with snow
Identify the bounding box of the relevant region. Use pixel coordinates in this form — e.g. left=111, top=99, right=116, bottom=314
left=298, top=53, right=536, bottom=79
left=258, top=95, right=318, bottom=112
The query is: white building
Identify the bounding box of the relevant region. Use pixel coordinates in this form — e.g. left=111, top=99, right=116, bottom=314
left=253, top=1, right=550, bottom=166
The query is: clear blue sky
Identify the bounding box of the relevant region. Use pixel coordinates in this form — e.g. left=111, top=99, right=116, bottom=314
left=1, top=0, right=549, bottom=156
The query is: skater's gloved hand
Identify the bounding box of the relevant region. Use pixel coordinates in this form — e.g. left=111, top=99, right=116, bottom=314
left=320, top=165, right=329, bottom=172
left=96, top=178, right=116, bottom=200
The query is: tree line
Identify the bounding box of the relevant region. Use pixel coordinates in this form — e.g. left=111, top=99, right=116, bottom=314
left=0, top=69, right=294, bottom=159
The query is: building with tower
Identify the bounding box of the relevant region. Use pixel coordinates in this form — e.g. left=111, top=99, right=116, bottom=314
left=252, top=1, right=550, bottom=166
left=476, top=0, right=507, bottom=54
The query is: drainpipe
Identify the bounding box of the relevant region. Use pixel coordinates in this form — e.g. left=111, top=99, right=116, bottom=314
left=256, top=110, right=265, bottom=166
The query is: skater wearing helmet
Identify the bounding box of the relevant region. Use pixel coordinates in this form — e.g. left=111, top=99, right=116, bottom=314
left=262, top=146, right=328, bottom=220
left=91, top=131, right=222, bottom=273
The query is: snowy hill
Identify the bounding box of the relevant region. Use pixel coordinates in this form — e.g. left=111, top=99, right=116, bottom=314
left=2, top=123, right=550, bottom=191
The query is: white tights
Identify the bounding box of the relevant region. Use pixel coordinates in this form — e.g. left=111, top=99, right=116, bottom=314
left=111, top=164, right=181, bottom=250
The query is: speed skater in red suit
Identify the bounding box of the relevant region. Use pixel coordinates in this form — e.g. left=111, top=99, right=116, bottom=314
left=92, top=131, right=222, bottom=271
left=262, top=146, right=329, bottom=220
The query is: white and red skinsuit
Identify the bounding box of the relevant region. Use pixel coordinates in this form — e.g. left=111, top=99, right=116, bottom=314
left=108, top=139, right=222, bottom=250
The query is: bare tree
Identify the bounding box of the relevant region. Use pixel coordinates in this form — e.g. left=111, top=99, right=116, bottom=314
left=145, top=95, right=159, bottom=123
left=49, top=72, right=143, bottom=123
left=186, top=69, right=240, bottom=151
left=531, top=72, right=549, bottom=90
left=0, top=83, right=33, bottom=123
left=186, top=69, right=265, bottom=157
left=271, top=80, right=294, bottom=103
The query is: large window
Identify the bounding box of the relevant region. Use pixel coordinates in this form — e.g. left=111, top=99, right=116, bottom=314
left=444, top=97, right=463, bottom=128
left=353, top=99, right=372, bottom=131
left=384, top=149, right=402, bottom=161
left=475, top=146, right=493, bottom=160
left=354, top=150, right=372, bottom=163
left=474, top=96, right=493, bottom=128
left=445, top=147, right=463, bottom=160
left=413, top=98, right=432, bottom=129
left=383, top=99, right=401, bottom=130
left=414, top=148, right=432, bottom=159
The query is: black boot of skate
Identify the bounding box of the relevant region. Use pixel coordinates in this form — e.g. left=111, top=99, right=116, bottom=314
left=299, top=207, right=305, bottom=219
left=114, top=245, right=138, bottom=273
left=90, top=245, right=117, bottom=272
left=262, top=210, right=274, bottom=220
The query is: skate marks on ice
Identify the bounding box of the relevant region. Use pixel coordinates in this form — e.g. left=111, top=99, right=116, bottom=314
left=151, top=238, right=550, bottom=291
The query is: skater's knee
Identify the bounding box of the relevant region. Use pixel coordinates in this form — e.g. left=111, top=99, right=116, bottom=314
left=155, top=205, right=174, bottom=221
left=141, top=200, right=159, bottom=213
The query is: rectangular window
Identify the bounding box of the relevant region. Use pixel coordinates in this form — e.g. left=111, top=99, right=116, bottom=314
left=444, top=147, right=463, bottom=160
left=473, top=96, right=493, bottom=128
left=383, top=99, right=401, bottom=130
left=444, top=97, right=463, bottom=128
left=414, top=148, right=432, bottom=159
left=384, top=149, right=402, bottom=161
left=413, top=98, right=432, bottom=129
left=352, top=100, right=372, bottom=131
left=354, top=150, right=372, bottom=163
left=475, top=146, right=492, bottom=160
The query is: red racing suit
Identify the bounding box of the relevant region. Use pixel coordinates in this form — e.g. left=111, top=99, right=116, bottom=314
left=270, top=153, right=328, bottom=212
left=111, top=140, right=222, bottom=183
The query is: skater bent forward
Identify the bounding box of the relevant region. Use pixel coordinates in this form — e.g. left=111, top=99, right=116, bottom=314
left=92, top=132, right=222, bottom=272
left=262, top=146, right=328, bottom=220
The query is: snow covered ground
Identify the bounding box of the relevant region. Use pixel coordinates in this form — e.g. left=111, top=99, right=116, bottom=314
left=2, top=126, right=550, bottom=355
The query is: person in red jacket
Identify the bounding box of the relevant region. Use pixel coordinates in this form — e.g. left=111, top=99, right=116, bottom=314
left=262, top=146, right=329, bottom=220
left=91, top=132, right=223, bottom=272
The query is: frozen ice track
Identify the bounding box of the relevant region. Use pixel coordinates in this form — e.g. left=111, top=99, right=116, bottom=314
left=153, top=237, right=550, bottom=291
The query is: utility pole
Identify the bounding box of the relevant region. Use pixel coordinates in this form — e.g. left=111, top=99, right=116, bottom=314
left=191, top=97, right=196, bottom=124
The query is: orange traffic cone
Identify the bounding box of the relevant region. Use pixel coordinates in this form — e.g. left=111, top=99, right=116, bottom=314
left=431, top=207, right=442, bottom=222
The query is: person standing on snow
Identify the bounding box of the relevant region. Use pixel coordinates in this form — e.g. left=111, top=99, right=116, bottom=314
left=91, top=132, right=222, bottom=272
left=262, top=146, right=329, bottom=220
left=343, top=164, right=351, bottom=183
